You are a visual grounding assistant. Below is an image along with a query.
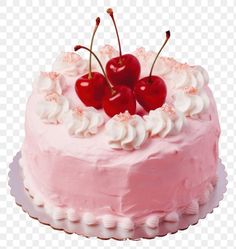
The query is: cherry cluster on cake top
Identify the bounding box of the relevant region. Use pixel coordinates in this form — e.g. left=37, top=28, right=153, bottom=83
left=74, top=8, right=170, bottom=117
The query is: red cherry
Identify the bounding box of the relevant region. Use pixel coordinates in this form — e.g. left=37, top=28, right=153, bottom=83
left=103, top=85, right=136, bottom=117
left=106, top=54, right=140, bottom=88
left=106, top=8, right=140, bottom=88
left=134, top=31, right=171, bottom=112
left=74, top=18, right=112, bottom=109
left=134, top=76, right=167, bottom=112
left=75, top=72, right=109, bottom=109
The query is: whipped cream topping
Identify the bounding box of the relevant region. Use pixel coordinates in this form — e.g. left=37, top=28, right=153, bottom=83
left=34, top=72, right=67, bottom=95
left=105, top=111, right=148, bottom=150
left=64, top=107, right=104, bottom=137
left=133, top=47, right=177, bottom=77
left=52, top=52, right=88, bottom=77
left=165, top=64, right=209, bottom=90
left=36, top=93, right=69, bottom=124
left=92, top=45, right=119, bottom=73
left=33, top=46, right=212, bottom=145
left=174, top=86, right=210, bottom=117
left=144, top=104, right=185, bottom=138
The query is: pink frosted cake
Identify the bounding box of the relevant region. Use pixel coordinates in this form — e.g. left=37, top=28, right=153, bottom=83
left=20, top=9, right=220, bottom=237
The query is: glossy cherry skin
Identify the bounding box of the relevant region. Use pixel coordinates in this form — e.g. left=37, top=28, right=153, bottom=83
left=134, top=75, right=167, bottom=112
left=103, top=85, right=136, bottom=117
left=75, top=72, right=110, bottom=109
left=105, top=54, right=141, bottom=89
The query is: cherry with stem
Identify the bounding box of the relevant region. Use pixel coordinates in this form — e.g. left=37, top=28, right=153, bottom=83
left=74, top=17, right=110, bottom=109
left=105, top=8, right=141, bottom=88
left=74, top=45, right=113, bottom=91
left=75, top=45, right=136, bottom=117
left=134, top=31, right=171, bottom=112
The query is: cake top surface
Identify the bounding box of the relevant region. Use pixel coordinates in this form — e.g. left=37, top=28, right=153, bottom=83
left=26, top=9, right=220, bottom=153
left=28, top=44, right=220, bottom=157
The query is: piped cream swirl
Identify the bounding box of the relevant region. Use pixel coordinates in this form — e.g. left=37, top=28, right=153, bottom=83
left=36, top=93, right=69, bottom=124
left=174, top=86, right=210, bottom=117
left=165, top=64, right=209, bottom=89
left=52, top=52, right=88, bottom=77
left=64, top=107, right=104, bottom=137
left=133, top=47, right=178, bottom=77
left=105, top=111, right=148, bottom=150
left=144, top=104, right=185, bottom=138
left=34, top=72, right=67, bottom=95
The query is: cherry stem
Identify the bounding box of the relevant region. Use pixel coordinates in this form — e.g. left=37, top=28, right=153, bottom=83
left=149, top=31, right=171, bottom=82
left=88, top=17, right=100, bottom=79
left=74, top=45, right=114, bottom=92
left=107, top=8, right=122, bottom=63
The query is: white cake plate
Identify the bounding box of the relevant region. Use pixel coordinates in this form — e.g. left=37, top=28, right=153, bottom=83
left=9, top=152, right=227, bottom=240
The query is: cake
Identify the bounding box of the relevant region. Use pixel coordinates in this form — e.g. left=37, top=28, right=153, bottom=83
left=20, top=9, right=220, bottom=237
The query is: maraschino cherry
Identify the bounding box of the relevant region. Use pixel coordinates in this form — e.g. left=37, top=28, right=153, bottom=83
left=102, top=85, right=136, bottom=117
left=74, top=17, right=109, bottom=109
left=134, top=31, right=171, bottom=112
left=105, top=8, right=141, bottom=89
left=74, top=45, right=136, bottom=117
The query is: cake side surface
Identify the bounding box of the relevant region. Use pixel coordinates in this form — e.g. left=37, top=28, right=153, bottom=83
left=21, top=89, right=220, bottom=222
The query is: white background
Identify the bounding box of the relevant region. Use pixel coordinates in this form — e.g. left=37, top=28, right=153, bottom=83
left=0, top=0, right=235, bottom=248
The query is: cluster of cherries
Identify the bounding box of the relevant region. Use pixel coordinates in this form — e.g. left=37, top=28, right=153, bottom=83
left=74, top=8, right=170, bottom=117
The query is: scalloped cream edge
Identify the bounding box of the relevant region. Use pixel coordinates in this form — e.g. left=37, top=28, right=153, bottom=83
left=19, top=156, right=217, bottom=231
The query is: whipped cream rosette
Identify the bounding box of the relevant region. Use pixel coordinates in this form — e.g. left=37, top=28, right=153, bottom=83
left=105, top=111, right=148, bottom=150
left=174, top=86, right=210, bottom=117
left=64, top=107, right=104, bottom=137
left=144, top=103, right=185, bottom=138
left=36, top=92, right=69, bottom=124
left=134, top=47, right=178, bottom=78
left=34, top=71, right=67, bottom=95
left=164, top=63, right=209, bottom=89
left=52, top=52, right=88, bottom=77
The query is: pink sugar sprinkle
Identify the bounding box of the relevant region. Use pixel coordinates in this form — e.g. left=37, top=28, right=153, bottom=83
left=41, top=72, right=60, bottom=81
left=100, top=45, right=116, bottom=56
left=73, top=107, right=84, bottom=115
left=63, top=52, right=80, bottom=64
left=173, top=62, right=189, bottom=70
left=184, top=86, right=198, bottom=95
left=45, top=93, right=59, bottom=102
left=163, top=57, right=177, bottom=66
left=161, top=103, right=177, bottom=119
left=115, top=111, right=132, bottom=122
left=134, top=47, right=149, bottom=60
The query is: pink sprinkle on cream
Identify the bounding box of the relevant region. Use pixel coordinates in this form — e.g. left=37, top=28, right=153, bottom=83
left=63, top=52, right=80, bottom=64
left=184, top=86, right=198, bottom=95
left=41, top=72, right=60, bottom=81
left=134, top=47, right=147, bottom=59
left=73, top=107, right=84, bottom=116
left=161, top=103, right=177, bottom=119
left=115, top=111, right=132, bottom=122
left=100, top=45, right=115, bottom=56
left=173, top=62, right=189, bottom=71
left=162, top=57, right=177, bottom=67
left=45, top=93, right=59, bottom=102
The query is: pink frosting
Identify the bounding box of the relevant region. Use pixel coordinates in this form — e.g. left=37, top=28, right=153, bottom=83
left=21, top=47, right=221, bottom=224
left=22, top=91, right=220, bottom=220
